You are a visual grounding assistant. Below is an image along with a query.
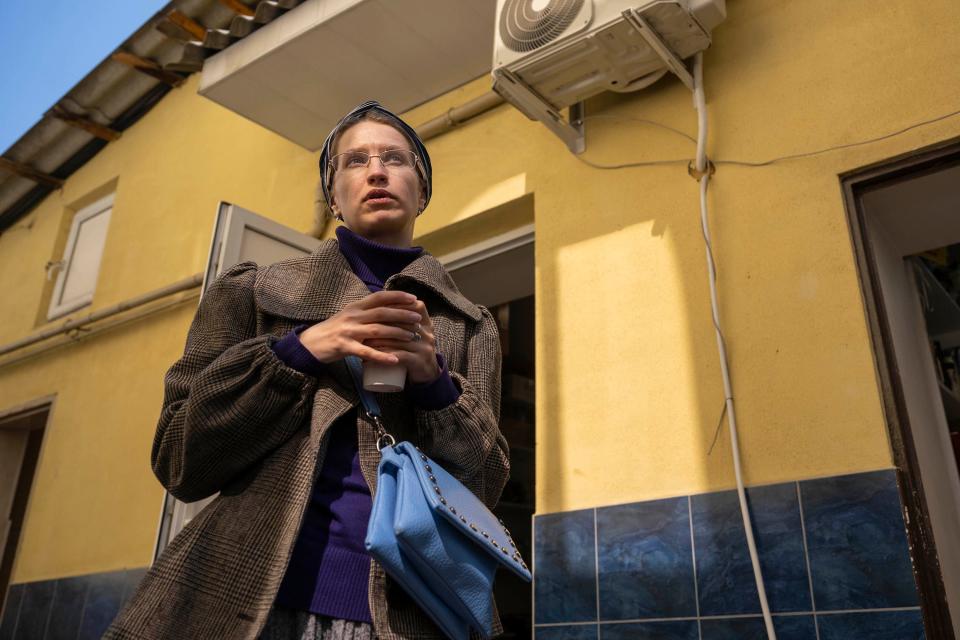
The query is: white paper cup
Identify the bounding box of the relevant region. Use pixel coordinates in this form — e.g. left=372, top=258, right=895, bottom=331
left=362, top=362, right=407, bottom=392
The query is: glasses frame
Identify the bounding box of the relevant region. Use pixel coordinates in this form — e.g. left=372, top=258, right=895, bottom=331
left=328, top=149, right=420, bottom=175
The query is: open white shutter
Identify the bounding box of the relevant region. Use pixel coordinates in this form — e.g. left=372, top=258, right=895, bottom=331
left=154, top=202, right=322, bottom=559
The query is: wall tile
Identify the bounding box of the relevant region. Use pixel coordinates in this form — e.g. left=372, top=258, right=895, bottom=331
left=0, top=584, right=24, bottom=640
left=693, top=483, right=810, bottom=615
left=817, top=609, right=924, bottom=640
left=600, top=620, right=698, bottom=640
left=0, top=569, right=147, bottom=640
left=775, top=616, right=818, bottom=640
left=77, top=571, right=125, bottom=640
left=534, top=624, right=597, bottom=640
left=534, top=509, right=596, bottom=624
left=801, top=470, right=918, bottom=610
left=692, top=489, right=758, bottom=616
left=16, top=580, right=55, bottom=639
left=700, top=615, right=815, bottom=640
left=120, top=568, right=147, bottom=605
left=744, top=485, right=812, bottom=613
left=532, top=470, right=923, bottom=639
left=597, top=497, right=696, bottom=620
left=47, top=575, right=89, bottom=640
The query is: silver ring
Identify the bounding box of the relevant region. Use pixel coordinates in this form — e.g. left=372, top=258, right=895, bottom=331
left=412, top=331, right=422, bottom=342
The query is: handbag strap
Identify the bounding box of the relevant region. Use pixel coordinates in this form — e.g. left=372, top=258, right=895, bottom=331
left=344, top=355, right=396, bottom=450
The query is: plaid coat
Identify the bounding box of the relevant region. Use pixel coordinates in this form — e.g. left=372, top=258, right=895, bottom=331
left=106, top=239, right=510, bottom=639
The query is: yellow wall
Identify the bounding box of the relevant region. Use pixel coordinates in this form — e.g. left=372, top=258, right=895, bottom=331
left=404, top=0, right=960, bottom=514
left=408, top=0, right=960, bottom=512
left=1, top=0, right=959, bottom=582
left=0, top=73, right=323, bottom=582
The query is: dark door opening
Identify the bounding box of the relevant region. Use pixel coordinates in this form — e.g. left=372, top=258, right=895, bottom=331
left=491, top=295, right=535, bottom=639
left=446, top=230, right=535, bottom=638
left=0, top=405, right=49, bottom=621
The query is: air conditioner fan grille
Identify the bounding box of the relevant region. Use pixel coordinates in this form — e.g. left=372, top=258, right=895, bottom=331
left=499, top=0, right=585, bottom=53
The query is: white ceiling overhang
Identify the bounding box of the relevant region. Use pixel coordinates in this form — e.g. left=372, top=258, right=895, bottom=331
left=198, top=0, right=496, bottom=151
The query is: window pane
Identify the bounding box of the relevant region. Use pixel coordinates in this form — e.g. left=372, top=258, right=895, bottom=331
left=60, top=208, right=111, bottom=305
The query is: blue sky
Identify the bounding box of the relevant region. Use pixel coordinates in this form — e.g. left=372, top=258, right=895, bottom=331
left=0, top=0, right=168, bottom=153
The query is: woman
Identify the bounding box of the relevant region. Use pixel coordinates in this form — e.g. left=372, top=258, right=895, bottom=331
left=106, top=102, right=510, bottom=640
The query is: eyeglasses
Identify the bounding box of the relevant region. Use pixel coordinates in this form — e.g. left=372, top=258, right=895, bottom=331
left=329, top=149, right=419, bottom=173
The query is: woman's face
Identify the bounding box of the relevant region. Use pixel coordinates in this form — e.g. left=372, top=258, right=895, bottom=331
left=329, top=120, right=426, bottom=247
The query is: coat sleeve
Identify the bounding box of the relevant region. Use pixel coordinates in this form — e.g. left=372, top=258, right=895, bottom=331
left=152, top=262, right=319, bottom=503
left=415, top=306, right=509, bottom=508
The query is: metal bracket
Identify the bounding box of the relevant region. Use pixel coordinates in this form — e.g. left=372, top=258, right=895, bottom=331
left=493, top=68, right=586, bottom=154
left=622, top=9, right=695, bottom=91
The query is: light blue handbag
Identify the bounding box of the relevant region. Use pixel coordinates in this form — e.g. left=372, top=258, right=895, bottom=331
left=344, top=356, right=531, bottom=640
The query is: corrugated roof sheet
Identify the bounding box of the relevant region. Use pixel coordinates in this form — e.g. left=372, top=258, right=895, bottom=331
left=0, top=0, right=305, bottom=233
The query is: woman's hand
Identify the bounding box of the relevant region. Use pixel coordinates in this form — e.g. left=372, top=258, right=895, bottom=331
left=364, top=298, right=441, bottom=384
left=299, top=290, right=424, bottom=365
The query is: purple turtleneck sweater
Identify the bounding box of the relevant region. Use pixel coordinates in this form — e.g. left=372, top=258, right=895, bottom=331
left=270, top=226, right=460, bottom=623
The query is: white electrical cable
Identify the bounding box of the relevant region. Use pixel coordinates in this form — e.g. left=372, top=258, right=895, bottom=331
left=693, top=52, right=778, bottom=640
left=694, top=57, right=707, bottom=174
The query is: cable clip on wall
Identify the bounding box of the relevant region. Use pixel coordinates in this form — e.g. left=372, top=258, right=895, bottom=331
left=687, top=158, right=715, bottom=180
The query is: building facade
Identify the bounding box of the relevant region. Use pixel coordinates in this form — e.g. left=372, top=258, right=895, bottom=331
left=1, top=0, right=959, bottom=638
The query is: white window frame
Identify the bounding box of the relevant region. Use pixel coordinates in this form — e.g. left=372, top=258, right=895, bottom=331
left=47, top=193, right=114, bottom=320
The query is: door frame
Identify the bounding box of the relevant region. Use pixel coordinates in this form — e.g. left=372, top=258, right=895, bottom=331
left=841, top=136, right=960, bottom=639
left=436, top=223, right=534, bottom=270
left=0, top=396, right=55, bottom=619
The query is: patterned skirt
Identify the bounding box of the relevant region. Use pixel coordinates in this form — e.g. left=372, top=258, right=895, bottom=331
left=258, top=606, right=376, bottom=640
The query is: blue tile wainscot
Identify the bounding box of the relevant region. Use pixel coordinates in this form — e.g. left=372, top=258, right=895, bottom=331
left=533, top=469, right=925, bottom=640
left=0, top=567, right=146, bottom=640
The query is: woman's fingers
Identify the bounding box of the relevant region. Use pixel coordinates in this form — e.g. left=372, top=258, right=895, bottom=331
left=351, top=290, right=417, bottom=310
left=367, top=335, right=440, bottom=383
left=370, top=322, right=420, bottom=335
left=352, top=323, right=419, bottom=342
left=341, top=294, right=434, bottom=364
left=301, top=292, right=423, bottom=364
left=412, top=300, right=433, bottom=331
left=365, top=338, right=414, bottom=350
left=366, top=330, right=435, bottom=350
left=356, top=306, right=422, bottom=325
left=354, top=343, right=400, bottom=364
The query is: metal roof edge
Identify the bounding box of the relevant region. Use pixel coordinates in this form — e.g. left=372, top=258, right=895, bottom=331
left=0, top=81, right=176, bottom=232
left=0, top=0, right=248, bottom=234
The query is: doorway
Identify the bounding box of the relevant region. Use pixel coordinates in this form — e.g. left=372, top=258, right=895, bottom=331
left=844, top=143, right=960, bottom=639
left=0, top=401, right=51, bottom=621
left=442, top=225, right=535, bottom=639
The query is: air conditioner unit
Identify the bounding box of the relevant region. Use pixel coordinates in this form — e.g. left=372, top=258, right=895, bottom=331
left=492, top=0, right=726, bottom=152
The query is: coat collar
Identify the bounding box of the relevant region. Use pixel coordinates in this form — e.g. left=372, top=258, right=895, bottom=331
left=254, top=238, right=483, bottom=323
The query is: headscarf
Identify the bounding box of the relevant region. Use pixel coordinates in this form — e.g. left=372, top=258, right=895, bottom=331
left=318, top=100, right=433, bottom=211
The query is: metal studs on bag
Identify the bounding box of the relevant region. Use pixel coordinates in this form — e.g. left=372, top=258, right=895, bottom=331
left=415, top=446, right=527, bottom=570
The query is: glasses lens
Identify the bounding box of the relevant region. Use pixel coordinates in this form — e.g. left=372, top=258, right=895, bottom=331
left=337, top=151, right=369, bottom=170
left=380, top=150, right=415, bottom=168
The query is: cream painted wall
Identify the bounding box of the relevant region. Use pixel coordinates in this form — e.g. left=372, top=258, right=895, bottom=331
left=0, top=0, right=958, bottom=581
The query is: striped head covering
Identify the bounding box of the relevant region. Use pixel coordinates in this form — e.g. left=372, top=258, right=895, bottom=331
left=319, top=100, right=432, bottom=212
